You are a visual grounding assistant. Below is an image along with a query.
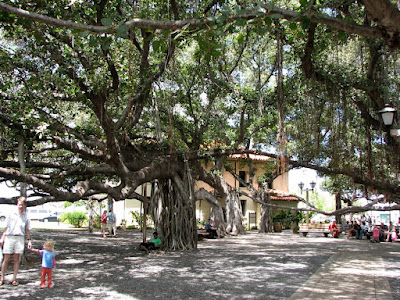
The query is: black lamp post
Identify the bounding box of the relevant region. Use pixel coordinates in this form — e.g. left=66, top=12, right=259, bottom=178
left=299, top=181, right=316, bottom=225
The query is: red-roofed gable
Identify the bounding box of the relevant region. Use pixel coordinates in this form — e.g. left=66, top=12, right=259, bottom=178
left=269, top=189, right=301, bottom=202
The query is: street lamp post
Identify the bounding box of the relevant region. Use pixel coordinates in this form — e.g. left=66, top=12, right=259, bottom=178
left=298, top=181, right=316, bottom=225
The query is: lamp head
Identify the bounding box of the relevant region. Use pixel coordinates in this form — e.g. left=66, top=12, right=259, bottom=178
left=378, top=104, right=397, bottom=126
left=298, top=182, right=304, bottom=192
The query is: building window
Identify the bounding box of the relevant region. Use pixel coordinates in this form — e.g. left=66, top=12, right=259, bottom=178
left=239, top=171, right=246, bottom=187
left=241, top=200, right=246, bottom=216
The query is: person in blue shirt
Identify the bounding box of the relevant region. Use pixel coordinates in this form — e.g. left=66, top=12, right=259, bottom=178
left=106, top=210, right=117, bottom=237
left=205, top=219, right=218, bottom=238
left=30, top=240, right=56, bottom=288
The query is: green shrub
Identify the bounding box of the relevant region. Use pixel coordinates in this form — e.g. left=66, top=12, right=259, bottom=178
left=197, top=219, right=206, bottom=229
left=273, top=210, right=304, bottom=229
left=60, top=212, right=88, bottom=228
left=130, top=211, right=153, bottom=228
left=93, top=215, right=101, bottom=229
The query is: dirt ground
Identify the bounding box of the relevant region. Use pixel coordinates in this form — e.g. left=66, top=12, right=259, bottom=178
left=1, top=229, right=400, bottom=300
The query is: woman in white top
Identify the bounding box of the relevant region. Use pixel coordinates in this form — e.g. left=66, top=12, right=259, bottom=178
left=0, top=197, right=32, bottom=286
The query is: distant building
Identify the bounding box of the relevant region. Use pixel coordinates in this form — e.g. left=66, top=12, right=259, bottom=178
left=114, top=153, right=300, bottom=229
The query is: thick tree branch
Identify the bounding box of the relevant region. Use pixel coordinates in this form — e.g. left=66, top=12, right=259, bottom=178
left=0, top=2, right=389, bottom=44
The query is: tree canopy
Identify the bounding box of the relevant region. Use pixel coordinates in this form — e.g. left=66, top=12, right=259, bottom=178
left=0, top=0, right=400, bottom=217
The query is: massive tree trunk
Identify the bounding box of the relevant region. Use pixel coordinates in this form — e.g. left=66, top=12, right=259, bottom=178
left=192, top=158, right=246, bottom=236
left=152, top=174, right=197, bottom=251
left=258, top=190, right=273, bottom=233
left=88, top=197, right=94, bottom=233
left=17, top=135, right=27, bottom=198
left=194, top=188, right=226, bottom=237
left=224, top=187, right=245, bottom=235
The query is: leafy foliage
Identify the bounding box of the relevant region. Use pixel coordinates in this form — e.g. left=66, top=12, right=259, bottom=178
left=60, top=212, right=88, bottom=228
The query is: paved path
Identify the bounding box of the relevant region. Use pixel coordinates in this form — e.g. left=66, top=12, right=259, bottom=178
left=0, top=229, right=399, bottom=299
left=290, top=251, right=393, bottom=299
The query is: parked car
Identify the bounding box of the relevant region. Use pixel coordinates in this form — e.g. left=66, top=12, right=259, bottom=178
left=39, top=212, right=63, bottom=222
left=27, top=208, right=52, bottom=220
left=0, top=204, right=13, bottom=222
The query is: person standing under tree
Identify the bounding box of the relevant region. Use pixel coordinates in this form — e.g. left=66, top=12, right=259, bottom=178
left=29, top=240, right=56, bottom=288
left=100, top=210, right=108, bottom=238
left=106, top=209, right=117, bottom=237
left=0, top=197, right=32, bottom=286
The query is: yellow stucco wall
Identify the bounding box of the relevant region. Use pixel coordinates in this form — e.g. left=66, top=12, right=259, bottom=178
left=121, top=157, right=295, bottom=229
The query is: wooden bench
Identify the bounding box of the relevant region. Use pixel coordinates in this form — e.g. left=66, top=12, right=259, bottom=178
left=299, top=223, right=343, bottom=237
left=197, top=230, right=212, bottom=240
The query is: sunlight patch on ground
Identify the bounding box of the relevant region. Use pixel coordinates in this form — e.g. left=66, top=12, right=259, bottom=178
left=75, top=287, right=139, bottom=299
left=69, top=237, right=94, bottom=243
left=128, top=265, right=166, bottom=278
left=59, top=258, right=87, bottom=264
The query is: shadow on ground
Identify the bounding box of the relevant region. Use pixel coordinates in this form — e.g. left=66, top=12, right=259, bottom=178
left=1, top=229, right=399, bottom=300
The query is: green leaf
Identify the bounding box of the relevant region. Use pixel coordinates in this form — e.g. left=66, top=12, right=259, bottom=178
left=289, top=22, right=297, bottom=30
left=89, top=36, right=98, bottom=47
left=216, top=15, right=228, bottom=25
left=152, top=39, right=162, bottom=52
left=101, top=39, right=112, bottom=50
left=116, top=24, right=129, bottom=39
left=197, top=39, right=209, bottom=51
left=270, top=13, right=284, bottom=20
left=237, top=33, right=245, bottom=44
left=235, top=18, right=247, bottom=26
left=79, top=31, right=90, bottom=37
left=301, top=16, right=310, bottom=29
left=300, top=0, right=309, bottom=7
left=264, top=17, right=272, bottom=25
left=101, top=18, right=113, bottom=26
left=235, top=8, right=249, bottom=16
left=337, top=32, right=347, bottom=42
left=211, top=49, right=222, bottom=58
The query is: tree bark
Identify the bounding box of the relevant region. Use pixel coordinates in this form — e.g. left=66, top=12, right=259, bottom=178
left=152, top=174, right=197, bottom=251
left=194, top=188, right=226, bottom=237
left=88, top=197, right=94, bottom=233
left=258, top=190, right=273, bottom=233
left=17, top=135, right=27, bottom=198
left=224, top=187, right=245, bottom=235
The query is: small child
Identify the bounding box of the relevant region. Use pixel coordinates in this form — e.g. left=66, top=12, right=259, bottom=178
left=30, top=240, right=56, bottom=288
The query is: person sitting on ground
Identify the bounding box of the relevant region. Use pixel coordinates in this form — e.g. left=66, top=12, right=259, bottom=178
left=347, top=221, right=356, bottom=239
left=354, top=221, right=362, bottom=239
left=380, top=222, right=388, bottom=242
left=140, top=232, right=162, bottom=251
left=385, top=221, right=394, bottom=241
left=205, top=218, right=218, bottom=238
left=329, top=220, right=339, bottom=238
left=361, top=221, right=370, bottom=239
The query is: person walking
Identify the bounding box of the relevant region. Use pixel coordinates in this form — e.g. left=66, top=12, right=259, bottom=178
left=106, top=209, right=117, bottom=237
left=100, top=210, right=108, bottom=238
left=0, top=197, right=32, bottom=286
